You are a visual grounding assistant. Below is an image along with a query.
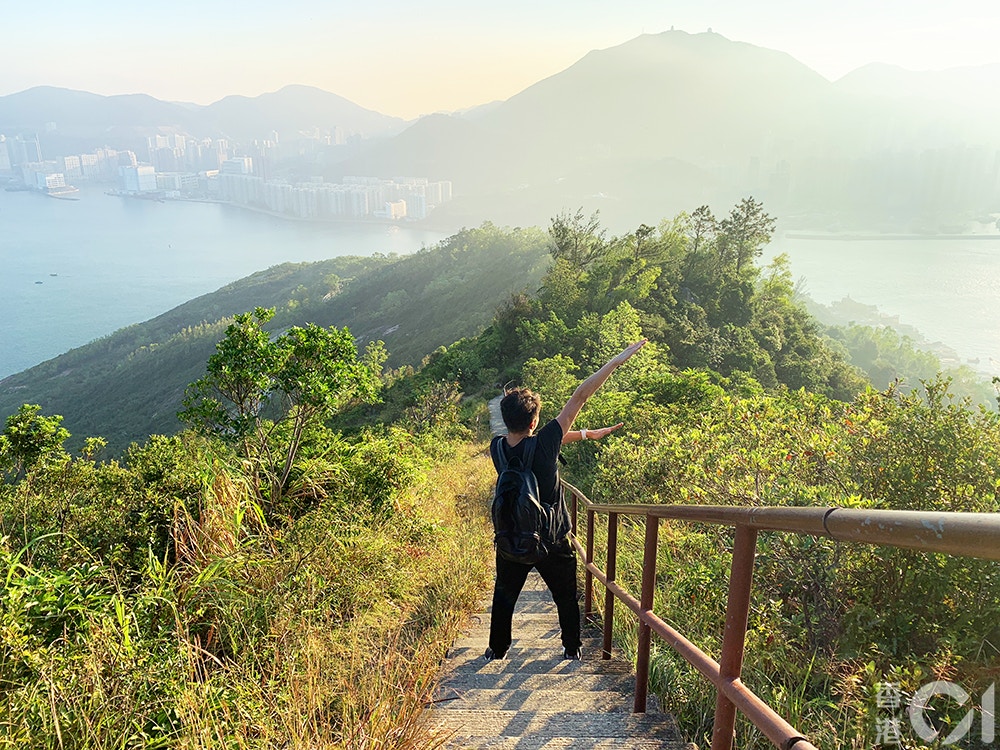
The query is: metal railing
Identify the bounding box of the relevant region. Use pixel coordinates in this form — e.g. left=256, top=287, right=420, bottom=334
left=564, top=480, right=1000, bottom=750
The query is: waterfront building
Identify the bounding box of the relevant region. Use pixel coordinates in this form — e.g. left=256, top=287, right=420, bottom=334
left=349, top=188, right=369, bottom=218
left=408, top=193, right=428, bottom=220
left=62, top=155, right=83, bottom=180
left=156, top=172, right=200, bottom=192
left=119, top=164, right=157, bottom=193
left=375, top=199, right=407, bottom=220
left=80, top=153, right=101, bottom=180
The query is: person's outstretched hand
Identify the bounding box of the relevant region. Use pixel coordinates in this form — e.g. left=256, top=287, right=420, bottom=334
left=611, top=339, right=648, bottom=366
left=588, top=423, right=625, bottom=440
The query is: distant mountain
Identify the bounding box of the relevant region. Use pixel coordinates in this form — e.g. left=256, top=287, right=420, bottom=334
left=484, top=30, right=832, bottom=167
left=338, top=30, right=844, bottom=227
left=340, top=30, right=1000, bottom=230
left=0, top=86, right=198, bottom=135
left=201, top=85, right=406, bottom=141
left=832, top=63, right=1000, bottom=145
left=835, top=62, right=1000, bottom=105
left=453, top=100, right=504, bottom=120
left=0, top=84, right=406, bottom=149
left=329, top=113, right=484, bottom=181
left=5, top=31, right=999, bottom=230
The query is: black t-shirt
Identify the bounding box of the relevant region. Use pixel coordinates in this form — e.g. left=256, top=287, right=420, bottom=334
left=498, top=419, right=571, bottom=540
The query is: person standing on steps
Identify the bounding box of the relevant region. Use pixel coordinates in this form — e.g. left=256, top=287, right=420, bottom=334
left=485, top=339, right=648, bottom=662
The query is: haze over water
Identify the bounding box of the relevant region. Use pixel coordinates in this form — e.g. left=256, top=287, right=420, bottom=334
left=4, top=187, right=1000, bottom=384
left=766, top=234, right=1000, bottom=377
left=0, top=188, right=445, bottom=379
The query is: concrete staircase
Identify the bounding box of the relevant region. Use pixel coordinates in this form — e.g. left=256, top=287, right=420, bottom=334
left=428, top=572, right=693, bottom=749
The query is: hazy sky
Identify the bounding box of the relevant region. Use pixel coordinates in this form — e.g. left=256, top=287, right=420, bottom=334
left=4, top=0, right=1000, bottom=119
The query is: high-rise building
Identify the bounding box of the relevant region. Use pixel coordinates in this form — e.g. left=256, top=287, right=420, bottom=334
left=119, top=165, right=157, bottom=193
left=221, top=157, right=253, bottom=175
left=9, top=134, right=42, bottom=166
left=80, top=153, right=101, bottom=180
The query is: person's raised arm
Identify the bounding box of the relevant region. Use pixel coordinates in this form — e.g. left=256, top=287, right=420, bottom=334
left=555, top=340, right=647, bottom=436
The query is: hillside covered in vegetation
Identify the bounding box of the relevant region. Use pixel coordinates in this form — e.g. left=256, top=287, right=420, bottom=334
left=0, top=224, right=549, bottom=454
left=2, top=199, right=998, bottom=748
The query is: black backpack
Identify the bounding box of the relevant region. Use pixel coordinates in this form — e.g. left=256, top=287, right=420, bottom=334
left=489, top=435, right=554, bottom=565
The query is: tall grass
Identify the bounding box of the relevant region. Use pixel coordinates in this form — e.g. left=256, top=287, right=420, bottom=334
left=0, top=440, right=495, bottom=749
left=577, top=515, right=998, bottom=749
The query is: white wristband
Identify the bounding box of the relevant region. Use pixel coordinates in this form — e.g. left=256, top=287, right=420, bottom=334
left=580, top=429, right=588, bottom=440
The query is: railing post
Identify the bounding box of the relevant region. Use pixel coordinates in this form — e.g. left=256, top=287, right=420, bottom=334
left=570, top=487, right=578, bottom=536
left=602, top=512, right=619, bottom=660
left=585, top=508, right=595, bottom=617
left=711, top=524, right=759, bottom=750
left=634, top=513, right=659, bottom=714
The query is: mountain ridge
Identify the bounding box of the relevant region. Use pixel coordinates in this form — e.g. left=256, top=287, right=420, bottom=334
left=0, top=84, right=406, bottom=145
left=4, top=30, right=999, bottom=229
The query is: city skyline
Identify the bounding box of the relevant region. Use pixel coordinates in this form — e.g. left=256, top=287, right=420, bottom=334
left=4, top=1, right=1000, bottom=120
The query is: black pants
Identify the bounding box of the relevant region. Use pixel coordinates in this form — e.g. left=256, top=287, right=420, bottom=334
left=488, top=538, right=581, bottom=654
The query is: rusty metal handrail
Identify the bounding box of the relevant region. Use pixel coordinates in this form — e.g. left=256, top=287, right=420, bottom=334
left=562, top=479, right=1000, bottom=750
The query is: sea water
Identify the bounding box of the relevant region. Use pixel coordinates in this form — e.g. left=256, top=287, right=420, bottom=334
left=0, top=187, right=447, bottom=379
left=3, top=187, right=1000, bottom=381
left=765, top=234, right=1000, bottom=377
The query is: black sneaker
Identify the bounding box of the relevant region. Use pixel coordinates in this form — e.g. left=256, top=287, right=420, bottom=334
left=483, top=647, right=506, bottom=662
left=563, top=647, right=582, bottom=660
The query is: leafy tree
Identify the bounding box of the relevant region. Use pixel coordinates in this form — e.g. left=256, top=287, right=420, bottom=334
left=548, top=208, right=606, bottom=271
left=538, top=258, right=587, bottom=323
left=716, top=196, right=776, bottom=274
left=521, top=355, right=580, bottom=422
left=179, top=307, right=384, bottom=502
left=684, top=205, right=717, bottom=257
left=0, top=405, right=70, bottom=479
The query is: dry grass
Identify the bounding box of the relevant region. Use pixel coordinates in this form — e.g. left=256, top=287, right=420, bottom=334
left=0, top=441, right=497, bottom=750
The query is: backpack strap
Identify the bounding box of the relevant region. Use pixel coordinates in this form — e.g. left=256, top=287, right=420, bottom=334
left=490, top=434, right=537, bottom=473
left=489, top=435, right=507, bottom=472
left=521, top=435, right=538, bottom=468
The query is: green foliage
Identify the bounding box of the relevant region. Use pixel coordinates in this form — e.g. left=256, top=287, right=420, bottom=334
left=0, top=417, right=495, bottom=748
left=1, top=429, right=208, bottom=573
left=0, top=405, right=70, bottom=478
left=565, top=375, right=1000, bottom=748
left=180, top=309, right=383, bottom=504
left=0, top=225, right=549, bottom=455
left=393, top=199, right=867, bottom=405
left=521, top=354, right=580, bottom=423
left=3, top=198, right=998, bottom=749
left=549, top=208, right=607, bottom=271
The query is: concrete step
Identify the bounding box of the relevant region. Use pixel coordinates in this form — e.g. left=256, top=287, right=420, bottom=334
left=448, top=632, right=610, bottom=650
left=429, top=708, right=682, bottom=739
left=459, top=612, right=599, bottom=628
left=436, top=671, right=638, bottom=693
left=428, top=569, right=690, bottom=749
left=431, top=688, right=658, bottom=713
left=442, top=653, right=635, bottom=675
left=445, top=647, right=627, bottom=668
left=431, top=735, right=692, bottom=749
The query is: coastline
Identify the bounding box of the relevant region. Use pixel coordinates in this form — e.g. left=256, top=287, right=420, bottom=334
left=784, top=231, right=1000, bottom=242
left=154, top=195, right=462, bottom=234
left=0, top=186, right=449, bottom=379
